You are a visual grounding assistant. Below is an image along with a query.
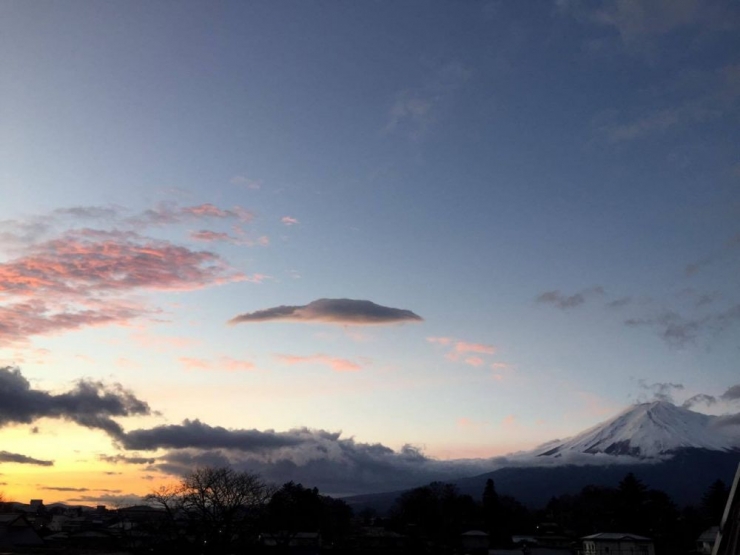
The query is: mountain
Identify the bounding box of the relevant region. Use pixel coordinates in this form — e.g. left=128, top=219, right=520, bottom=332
left=536, top=401, right=740, bottom=458
left=345, top=401, right=740, bottom=512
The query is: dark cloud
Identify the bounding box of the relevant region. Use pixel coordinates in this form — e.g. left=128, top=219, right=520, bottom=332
left=229, top=298, right=423, bottom=326
left=535, top=287, right=605, bottom=309
left=0, top=366, right=150, bottom=435
left=53, top=206, right=122, bottom=220
left=98, top=454, right=157, bottom=465
left=0, top=450, right=53, bottom=466
left=712, top=412, right=740, bottom=428
left=151, top=438, right=489, bottom=496
left=106, top=420, right=487, bottom=495
left=625, top=305, right=740, bottom=347
left=41, top=486, right=89, bottom=492
left=721, top=384, right=740, bottom=401
left=682, top=393, right=717, bottom=409
left=66, top=493, right=142, bottom=506
left=607, top=296, right=633, bottom=308
left=638, top=380, right=684, bottom=403
left=118, top=420, right=308, bottom=451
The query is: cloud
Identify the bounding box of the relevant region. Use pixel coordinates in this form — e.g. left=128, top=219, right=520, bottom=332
left=712, top=412, right=740, bottom=429
left=427, top=337, right=454, bottom=346
left=464, top=356, right=485, bottom=367
left=637, top=380, right=684, bottom=403
left=229, top=298, right=422, bottom=326
left=190, top=229, right=270, bottom=247
left=0, top=366, right=150, bottom=436
left=66, top=493, right=143, bottom=506
left=281, top=216, right=299, bottom=226
left=596, top=62, right=740, bottom=142
left=0, top=450, right=53, bottom=466
left=682, top=393, right=717, bottom=409
left=721, top=384, right=740, bottom=401
left=686, top=232, right=740, bottom=276
left=276, top=354, right=362, bottom=372
left=536, top=286, right=605, bottom=309
left=41, top=486, right=89, bottom=492
left=142, top=431, right=491, bottom=496
left=117, top=420, right=308, bottom=452
left=132, top=203, right=254, bottom=226
left=454, top=342, right=496, bottom=355
left=230, top=176, right=262, bottom=190
left=427, top=336, right=499, bottom=367
left=0, top=227, right=246, bottom=345
left=625, top=304, right=740, bottom=347
left=385, top=61, right=471, bottom=140
left=559, top=0, right=739, bottom=52
left=590, top=0, right=737, bottom=44
left=179, top=357, right=255, bottom=372
left=98, top=454, right=157, bottom=465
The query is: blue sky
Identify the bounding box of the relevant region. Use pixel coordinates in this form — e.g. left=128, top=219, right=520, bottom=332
left=1, top=0, right=739, bottom=503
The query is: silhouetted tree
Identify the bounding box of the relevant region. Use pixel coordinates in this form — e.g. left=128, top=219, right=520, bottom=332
left=701, top=479, right=729, bottom=525
left=263, top=481, right=352, bottom=544
left=391, top=482, right=478, bottom=546
left=615, top=472, right=648, bottom=533
left=146, top=466, right=274, bottom=554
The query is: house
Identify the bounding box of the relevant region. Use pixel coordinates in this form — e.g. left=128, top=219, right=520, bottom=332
left=260, top=531, right=322, bottom=549
left=0, top=513, right=44, bottom=548
left=350, top=525, right=407, bottom=555
left=580, top=532, right=655, bottom=555
left=461, top=529, right=489, bottom=552
left=697, top=526, right=719, bottom=554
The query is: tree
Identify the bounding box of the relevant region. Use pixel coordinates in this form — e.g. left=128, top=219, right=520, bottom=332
left=482, top=479, right=505, bottom=544
left=391, top=482, right=478, bottom=546
left=263, top=481, right=352, bottom=545
left=702, top=479, right=729, bottom=525
left=146, top=466, right=274, bottom=554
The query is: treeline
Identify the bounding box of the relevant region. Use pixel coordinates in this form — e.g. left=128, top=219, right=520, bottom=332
left=5, top=466, right=730, bottom=555
left=139, top=466, right=353, bottom=553
left=380, top=473, right=730, bottom=554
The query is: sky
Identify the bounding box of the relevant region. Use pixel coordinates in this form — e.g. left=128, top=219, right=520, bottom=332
left=1, top=0, right=739, bottom=505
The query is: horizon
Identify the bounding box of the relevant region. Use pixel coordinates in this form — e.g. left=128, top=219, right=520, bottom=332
left=1, top=0, right=739, bottom=506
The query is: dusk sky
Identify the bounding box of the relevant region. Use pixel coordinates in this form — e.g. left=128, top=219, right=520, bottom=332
left=1, top=0, right=739, bottom=505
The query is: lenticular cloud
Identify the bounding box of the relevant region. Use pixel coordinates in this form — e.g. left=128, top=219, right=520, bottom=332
left=229, top=298, right=422, bottom=325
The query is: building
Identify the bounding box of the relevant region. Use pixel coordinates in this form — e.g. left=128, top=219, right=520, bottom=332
left=0, top=514, right=44, bottom=549
left=580, top=532, right=655, bottom=555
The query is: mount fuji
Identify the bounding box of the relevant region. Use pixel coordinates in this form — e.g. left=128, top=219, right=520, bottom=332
left=347, top=401, right=740, bottom=511
left=535, top=400, right=740, bottom=459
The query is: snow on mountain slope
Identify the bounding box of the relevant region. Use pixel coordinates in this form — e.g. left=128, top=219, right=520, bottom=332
left=537, top=401, right=740, bottom=459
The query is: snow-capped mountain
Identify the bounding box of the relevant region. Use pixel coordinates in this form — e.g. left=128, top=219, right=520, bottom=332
left=537, top=400, right=740, bottom=458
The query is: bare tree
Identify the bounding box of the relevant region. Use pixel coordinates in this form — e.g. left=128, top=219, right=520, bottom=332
left=145, top=467, right=274, bottom=553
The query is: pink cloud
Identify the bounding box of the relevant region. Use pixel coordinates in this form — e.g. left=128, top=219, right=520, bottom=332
left=0, top=228, right=245, bottom=345
left=501, top=414, right=517, bottom=428
left=428, top=336, right=498, bottom=364
left=190, top=230, right=234, bottom=243
left=276, top=354, right=362, bottom=372
left=464, top=356, right=485, bottom=367
left=456, top=417, right=487, bottom=430
left=131, top=333, right=200, bottom=351
left=426, top=336, right=454, bottom=346
left=179, top=356, right=255, bottom=372
left=230, top=176, right=262, bottom=190
left=133, top=203, right=254, bottom=226
left=454, top=341, right=496, bottom=355
left=178, top=357, right=212, bottom=371
left=281, top=216, right=299, bottom=226
left=491, top=362, right=511, bottom=370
